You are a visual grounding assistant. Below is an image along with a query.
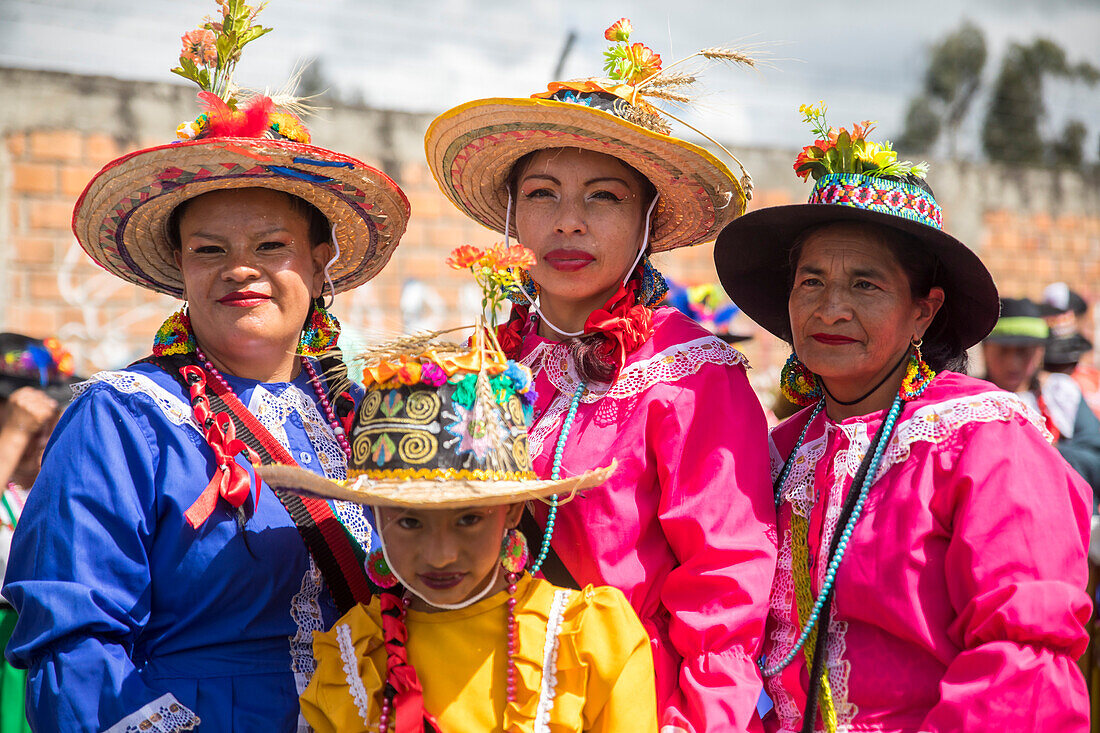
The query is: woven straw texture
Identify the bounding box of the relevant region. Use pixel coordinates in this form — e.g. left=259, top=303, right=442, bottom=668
left=72, top=137, right=410, bottom=297
left=258, top=462, right=615, bottom=508
left=425, top=97, right=745, bottom=252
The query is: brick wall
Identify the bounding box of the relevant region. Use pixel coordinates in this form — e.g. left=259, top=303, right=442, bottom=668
left=2, top=69, right=1099, bottom=404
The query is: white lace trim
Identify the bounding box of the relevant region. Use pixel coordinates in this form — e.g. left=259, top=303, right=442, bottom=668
left=530, top=336, right=747, bottom=405
left=525, top=336, right=746, bottom=461
left=332, top=501, right=373, bottom=555
left=73, top=371, right=200, bottom=433
left=103, top=693, right=200, bottom=733
left=336, top=623, right=373, bottom=726
left=534, top=589, right=572, bottom=733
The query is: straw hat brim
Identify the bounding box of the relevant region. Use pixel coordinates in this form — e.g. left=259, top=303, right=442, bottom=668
left=258, top=461, right=616, bottom=509
left=714, top=202, right=1000, bottom=351
left=72, top=138, right=410, bottom=297
left=425, top=97, right=745, bottom=252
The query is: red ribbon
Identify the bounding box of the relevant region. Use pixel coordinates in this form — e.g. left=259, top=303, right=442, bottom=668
left=180, top=365, right=263, bottom=528
left=497, top=303, right=530, bottom=360
left=379, top=593, right=441, bottom=733
left=583, top=279, right=653, bottom=375
left=496, top=279, right=654, bottom=378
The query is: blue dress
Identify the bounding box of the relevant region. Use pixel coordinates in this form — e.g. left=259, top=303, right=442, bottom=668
left=1, top=360, right=377, bottom=732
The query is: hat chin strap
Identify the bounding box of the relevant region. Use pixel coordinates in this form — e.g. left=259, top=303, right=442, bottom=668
left=321, top=223, right=340, bottom=308
left=376, top=516, right=505, bottom=611
left=506, top=191, right=659, bottom=339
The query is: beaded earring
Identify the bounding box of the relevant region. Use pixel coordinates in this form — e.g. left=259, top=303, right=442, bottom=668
left=500, top=528, right=528, bottom=574
left=780, top=351, right=823, bottom=406
left=299, top=298, right=341, bottom=357
left=365, top=549, right=398, bottom=589
left=152, top=306, right=196, bottom=357
left=637, top=254, right=669, bottom=307
left=899, top=337, right=936, bottom=401
left=506, top=268, right=540, bottom=305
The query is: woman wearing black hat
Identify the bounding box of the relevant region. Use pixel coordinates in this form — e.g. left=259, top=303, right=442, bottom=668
left=715, top=105, right=1090, bottom=732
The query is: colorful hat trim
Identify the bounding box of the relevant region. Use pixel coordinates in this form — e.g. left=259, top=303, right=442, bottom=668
left=989, top=316, right=1050, bottom=341
left=808, top=173, right=943, bottom=230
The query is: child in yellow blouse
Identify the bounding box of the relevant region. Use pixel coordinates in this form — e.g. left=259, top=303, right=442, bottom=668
left=301, top=500, right=657, bottom=732
left=259, top=249, right=657, bottom=731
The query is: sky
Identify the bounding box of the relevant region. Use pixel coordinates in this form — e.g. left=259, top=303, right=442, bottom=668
left=1, top=0, right=1099, bottom=158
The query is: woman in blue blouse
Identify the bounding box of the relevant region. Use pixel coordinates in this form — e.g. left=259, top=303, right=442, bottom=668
left=1, top=11, right=409, bottom=730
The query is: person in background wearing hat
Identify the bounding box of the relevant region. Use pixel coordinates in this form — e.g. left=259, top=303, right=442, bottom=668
left=426, top=20, right=774, bottom=733
left=278, top=247, right=657, bottom=732
left=1044, top=282, right=1100, bottom=420
left=1, top=5, right=407, bottom=731
left=715, top=104, right=1090, bottom=732
left=984, top=298, right=1100, bottom=503
left=0, top=335, right=76, bottom=733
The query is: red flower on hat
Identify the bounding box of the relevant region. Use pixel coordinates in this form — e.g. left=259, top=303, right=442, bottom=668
left=181, top=29, right=217, bottom=67
left=605, top=18, right=633, bottom=42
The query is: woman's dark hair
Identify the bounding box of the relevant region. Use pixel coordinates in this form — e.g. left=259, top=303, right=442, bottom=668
left=165, top=189, right=331, bottom=250
left=507, top=149, right=658, bottom=384
left=788, top=220, right=968, bottom=374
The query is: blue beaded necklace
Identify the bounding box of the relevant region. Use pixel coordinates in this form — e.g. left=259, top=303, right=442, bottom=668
left=529, top=381, right=587, bottom=574
left=762, top=393, right=906, bottom=677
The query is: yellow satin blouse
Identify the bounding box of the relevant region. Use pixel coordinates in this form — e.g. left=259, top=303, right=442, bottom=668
left=301, top=574, right=657, bottom=732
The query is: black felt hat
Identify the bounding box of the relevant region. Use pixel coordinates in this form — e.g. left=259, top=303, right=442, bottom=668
left=714, top=173, right=999, bottom=351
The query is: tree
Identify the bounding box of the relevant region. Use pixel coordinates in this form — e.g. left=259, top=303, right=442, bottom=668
left=1050, top=120, right=1088, bottom=168
left=897, top=21, right=986, bottom=156
left=981, top=39, right=1099, bottom=165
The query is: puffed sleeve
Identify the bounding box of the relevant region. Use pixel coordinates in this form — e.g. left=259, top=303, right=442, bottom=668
left=0, top=386, right=200, bottom=732
left=650, top=362, right=776, bottom=733
left=301, top=603, right=387, bottom=733
left=920, top=417, right=1092, bottom=731
left=574, top=586, right=659, bottom=733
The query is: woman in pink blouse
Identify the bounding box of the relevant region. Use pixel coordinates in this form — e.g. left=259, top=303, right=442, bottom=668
left=425, top=21, right=775, bottom=733
left=714, top=113, right=1090, bottom=731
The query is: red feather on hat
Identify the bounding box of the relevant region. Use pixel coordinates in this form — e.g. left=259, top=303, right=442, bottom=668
left=198, top=91, right=274, bottom=139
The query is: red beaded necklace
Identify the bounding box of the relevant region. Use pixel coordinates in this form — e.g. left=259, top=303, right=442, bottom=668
left=193, top=343, right=353, bottom=463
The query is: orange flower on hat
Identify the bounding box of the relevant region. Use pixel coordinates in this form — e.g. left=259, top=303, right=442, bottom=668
left=487, top=243, right=536, bottom=270
left=605, top=18, right=632, bottom=42
left=181, top=28, right=218, bottom=67
left=627, top=43, right=662, bottom=82
left=446, top=245, right=485, bottom=270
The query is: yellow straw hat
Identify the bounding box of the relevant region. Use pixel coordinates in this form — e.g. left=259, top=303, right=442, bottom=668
left=425, top=19, right=754, bottom=252
left=71, top=3, right=409, bottom=298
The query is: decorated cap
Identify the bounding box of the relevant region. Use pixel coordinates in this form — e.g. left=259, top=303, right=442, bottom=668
left=425, top=18, right=755, bottom=252
left=0, top=333, right=79, bottom=404
left=985, top=297, right=1052, bottom=346
left=664, top=280, right=752, bottom=343
left=260, top=243, right=613, bottom=507
left=72, top=0, right=409, bottom=298
left=715, top=102, right=999, bottom=352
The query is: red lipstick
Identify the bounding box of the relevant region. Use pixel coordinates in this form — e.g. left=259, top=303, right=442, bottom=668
left=218, top=290, right=270, bottom=307
left=544, top=248, right=595, bottom=272
left=418, top=572, right=466, bottom=590
left=811, top=333, right=858, bottom=345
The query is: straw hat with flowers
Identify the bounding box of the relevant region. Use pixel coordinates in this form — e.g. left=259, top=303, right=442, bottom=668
left=425, top=18, right=757, bottom=252
left=72, top=0, right=409, bottom=298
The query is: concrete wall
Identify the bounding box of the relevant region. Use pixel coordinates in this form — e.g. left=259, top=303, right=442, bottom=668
left=2, top=68, right=1098, bottom=397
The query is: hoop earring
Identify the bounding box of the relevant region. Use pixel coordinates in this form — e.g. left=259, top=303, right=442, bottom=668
left=507, top=268, right=540, bottom=305
left=899, top=336, right=936, bottom=401
left=153, top=305, right=196, bottom=357
left=299, top=297, right=341, bottom=357
left=780, top=351, right=822, bottom=406
left=365, top=549, right=399, bottom=589
left=637, top=254, right=669, bottom=307
left=500, top=528, right=529, bottom=574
